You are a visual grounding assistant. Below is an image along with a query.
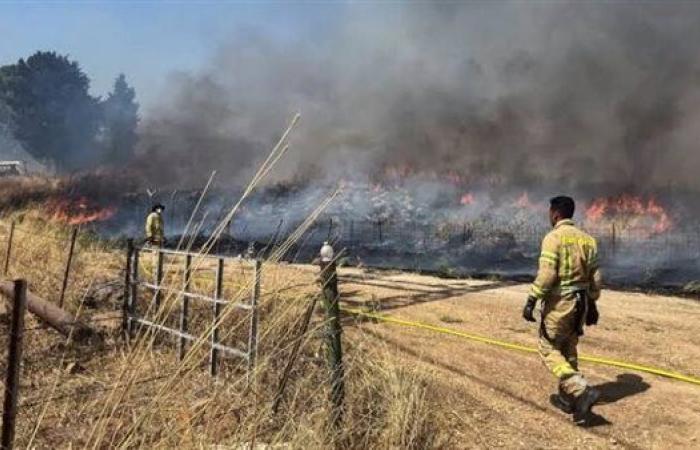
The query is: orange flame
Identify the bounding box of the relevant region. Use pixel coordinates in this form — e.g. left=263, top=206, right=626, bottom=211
left=513, top=192, right=544, bottom=210
left=48, top=197, right=117, bottom=225
left=585, top=195, right=672, bottom=235
left=460, top=193, right=475, bottom=205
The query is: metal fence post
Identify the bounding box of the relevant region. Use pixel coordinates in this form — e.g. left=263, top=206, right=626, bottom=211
left=122, top=239, right=134, bottom=334
left=210, top=258, right=224, bottom=376
left=247, top=259, right=261, bottom=383
left=3, top=221, right=15, bottom=276
left=319, top=256, right=344, bottom=430
left=179, top=254, right=192, bottom=360
left=2, top=279, right=27, bottom=450
left=58, top=227, right=78, bottom=308
left=128, top=247, right=140, bottom=336
left=154, top=250, right=164, bottom=311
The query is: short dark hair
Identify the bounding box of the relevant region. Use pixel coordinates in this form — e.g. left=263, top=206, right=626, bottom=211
left=151, top=203, right=165, bottom=212
left=550, top=196, right=575, bottom=219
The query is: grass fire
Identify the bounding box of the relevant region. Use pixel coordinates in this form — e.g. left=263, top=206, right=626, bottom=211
left=1, top=2, right=700, bottom=449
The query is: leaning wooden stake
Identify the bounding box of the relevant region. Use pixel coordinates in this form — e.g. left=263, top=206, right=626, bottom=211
left=58, top=227, right=78, bottom=308
left=2, top=279, right=27, bottom=450
left=3, top=221, right=15, bottom=276
left=271, top=293, right=320, bottom=414
left=319, top=243, right=344, bottom=431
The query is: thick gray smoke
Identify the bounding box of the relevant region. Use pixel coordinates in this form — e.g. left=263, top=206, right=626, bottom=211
left=136, top=2, right=700, bottom=194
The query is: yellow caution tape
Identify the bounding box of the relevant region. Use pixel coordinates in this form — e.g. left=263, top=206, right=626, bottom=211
left=343, top=307, right=700, bottom=387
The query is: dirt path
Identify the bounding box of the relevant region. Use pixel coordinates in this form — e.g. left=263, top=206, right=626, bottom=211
left=332, top=267, right=700, bottom=449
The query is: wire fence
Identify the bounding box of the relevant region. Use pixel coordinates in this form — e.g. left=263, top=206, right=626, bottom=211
left=215, top=216, right=700, bottom=287
left=0, top=221, right=83, bottom=309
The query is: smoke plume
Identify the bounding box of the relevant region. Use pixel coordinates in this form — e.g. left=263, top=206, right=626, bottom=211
left=136, top=2, right=700, bottom=194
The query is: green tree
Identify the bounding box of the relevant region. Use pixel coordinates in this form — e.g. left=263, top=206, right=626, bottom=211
left=0, top=51, right=100, bottom=169
left=100, top=74, right=139, bottom=164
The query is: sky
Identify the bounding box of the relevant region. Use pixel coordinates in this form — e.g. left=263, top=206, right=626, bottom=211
left=0, top=1, right=342, bottom=109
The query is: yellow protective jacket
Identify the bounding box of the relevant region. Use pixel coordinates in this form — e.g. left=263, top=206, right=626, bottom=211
left=145, top=212, right=164, bottom=243
left=530, top=219, right=602, bottom=301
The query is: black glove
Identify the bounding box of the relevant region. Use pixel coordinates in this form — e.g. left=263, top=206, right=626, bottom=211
left=522, top=296, right=538, bottom=322
left=586, top=300, right=599, bottom=326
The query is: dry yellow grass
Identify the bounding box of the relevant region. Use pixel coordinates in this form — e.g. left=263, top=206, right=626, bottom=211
left=4, top=209, right=700, bottom=449
left=0, top=214, right=455, bottom=449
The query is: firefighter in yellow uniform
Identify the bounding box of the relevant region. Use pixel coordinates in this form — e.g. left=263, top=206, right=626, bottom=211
left=522, top=196, right=602, bottom=426
left=145, top=204, right=165, bottom=246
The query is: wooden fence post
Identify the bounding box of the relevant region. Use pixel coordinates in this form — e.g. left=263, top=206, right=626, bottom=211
left=3, top=222, right=15, bottom=276
left=58, top=227, right=78, bottom=308
left=122, top=239, right=134, bottom=334
left=210, top=258, right=224, bottom=377
left=247, top=259, right=261, bottom=383
left=179, top=254, right=192, bottom=360
left=2, top=279, right=27, bottom=450
left=319, top=244, right=344, bottom=430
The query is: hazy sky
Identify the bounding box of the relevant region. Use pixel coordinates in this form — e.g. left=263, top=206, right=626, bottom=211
left=0, top=1, right=342, bottom=108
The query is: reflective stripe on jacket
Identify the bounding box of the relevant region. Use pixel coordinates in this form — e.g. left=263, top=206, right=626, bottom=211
left=530, top=219, right=602, bottom=301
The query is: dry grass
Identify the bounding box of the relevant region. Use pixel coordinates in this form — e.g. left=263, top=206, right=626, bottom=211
left=0, top=117, right=461, bottom=448
left=0, top=211, right=455, bottom=449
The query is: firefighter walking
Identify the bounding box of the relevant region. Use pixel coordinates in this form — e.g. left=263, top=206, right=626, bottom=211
left=522, top=196, right=602, bottom=425
left=145, top=203, right=165, bottom=246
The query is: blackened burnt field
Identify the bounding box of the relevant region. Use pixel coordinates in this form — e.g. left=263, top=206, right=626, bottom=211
left=94, top=181, right=700, bottom=292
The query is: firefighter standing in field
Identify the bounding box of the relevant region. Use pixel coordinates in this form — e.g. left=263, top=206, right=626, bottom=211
left=522, top=196, right=602, bottom=425
left=145, top=203, right=165, bottom=247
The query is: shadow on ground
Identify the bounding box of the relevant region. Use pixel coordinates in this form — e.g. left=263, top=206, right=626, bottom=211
left=595, top=373, right=651, bottom=405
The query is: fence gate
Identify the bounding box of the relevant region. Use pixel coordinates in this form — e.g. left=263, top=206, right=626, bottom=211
left=122, top=240, right=261, bottom=378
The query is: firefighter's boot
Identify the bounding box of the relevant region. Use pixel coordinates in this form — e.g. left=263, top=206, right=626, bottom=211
left=573, top=387, right=600, bottom=426
left=549, top=387, right=574, bottom=414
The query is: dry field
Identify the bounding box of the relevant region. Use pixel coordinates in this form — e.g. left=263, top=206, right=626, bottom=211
left=0, top=215, right=699, bottom=449
left=337, top=268, right=700, bottom=449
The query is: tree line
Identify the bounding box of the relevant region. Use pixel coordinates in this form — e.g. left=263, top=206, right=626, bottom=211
left=0, top=51, right=139, bottom=170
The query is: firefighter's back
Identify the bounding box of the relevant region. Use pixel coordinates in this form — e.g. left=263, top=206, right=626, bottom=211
left=549, top=220, right=598, bottom=295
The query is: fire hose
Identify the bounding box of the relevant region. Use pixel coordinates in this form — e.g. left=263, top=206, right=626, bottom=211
left=342, top=307, right=700, bottom=387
